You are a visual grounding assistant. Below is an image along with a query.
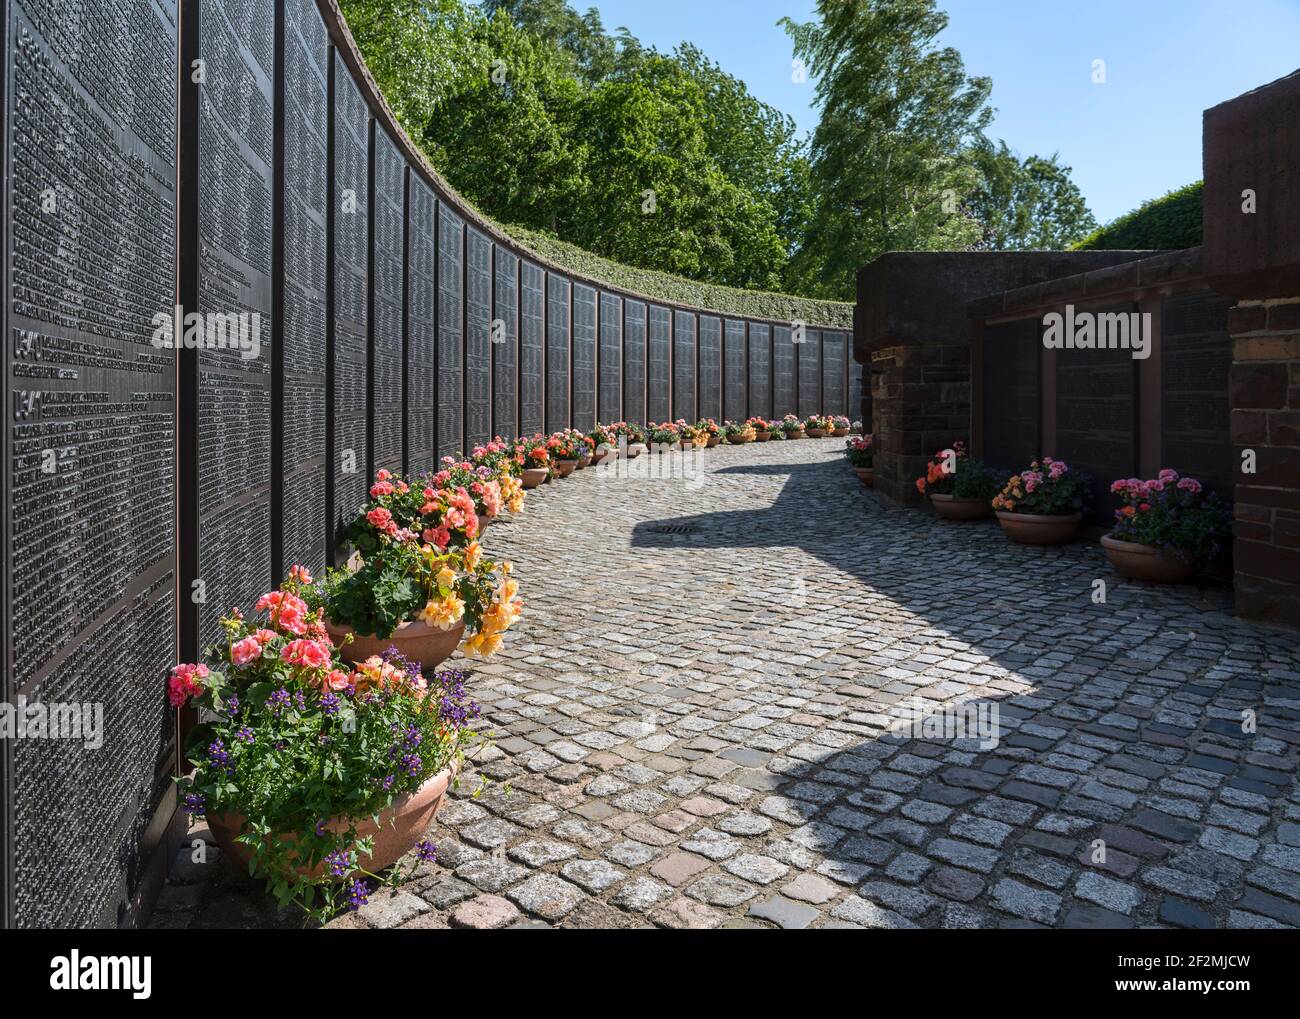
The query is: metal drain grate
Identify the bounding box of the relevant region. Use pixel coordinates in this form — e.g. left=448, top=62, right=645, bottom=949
left=650, top=523, right=697, bottom=534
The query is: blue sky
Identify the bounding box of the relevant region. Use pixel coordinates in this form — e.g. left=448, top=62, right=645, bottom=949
left=580, top=0, right=1300, bottom=224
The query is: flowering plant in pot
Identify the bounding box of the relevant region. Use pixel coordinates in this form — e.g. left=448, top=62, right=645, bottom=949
left=548, top=431, right=582, bottom=475
left=915, top=442, right=1001, bottom=520
left=647, top=422, right=680, bottom=451
left=992, top=457, right=1092, bottom=544
left=779, top=414, right=804, bottom=438
left=805, top=415, right=833, bottom=437
left=170, top=568, right=484, bottom=923
left=676, top=419, right=708, bottom=449
left=696, top=418, right=722, bottom=447
left=845, top=434, right=874, bottom=486
left=470, top=438, right=520, bottom=480
left=431, top=456, right=504, bottom=530
left=614, top=421, right=647, bottom=457
left=723, top=420, right=756, bottom=443
left=748, top=417, right=772, bottom=440
left=516, top=435, right=551, bottom=488
left=588, top=423, right=620, bottom=464
left=569, top=427, right=596, bottom=467
left=1102, top=470, right=1230, bottom=581
left=830, top=415, right=851, bottom=436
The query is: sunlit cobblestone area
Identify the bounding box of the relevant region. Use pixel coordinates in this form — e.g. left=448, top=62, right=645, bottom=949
left=160, top=438, right=1300, bottom=929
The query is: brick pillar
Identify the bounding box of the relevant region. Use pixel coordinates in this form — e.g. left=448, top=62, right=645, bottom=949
left=1227, top=305, right=1300, bottom=623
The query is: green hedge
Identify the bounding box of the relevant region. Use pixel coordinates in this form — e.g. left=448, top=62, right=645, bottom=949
left=502, top=224, right=854, bottom=328
left=1071, top=181, right=1202, bottom=251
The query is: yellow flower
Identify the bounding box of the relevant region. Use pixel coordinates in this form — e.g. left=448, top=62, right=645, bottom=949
left=418, top=593, right=464, bottom=630
left=435, top=566, right=456, bottom=591
left=465, top=630, right=504, bottom=658
left=463, top=540, right=481, bottom=572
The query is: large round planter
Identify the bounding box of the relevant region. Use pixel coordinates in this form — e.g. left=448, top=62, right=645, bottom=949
left=626, top=442, right=646, bottom=458
left=852, top=467, right=874, bottom=487
left=996, top=510, right=1082, bottom=545
left=786, top=429, right=805, bottom=440
left=1101, top=534, right=1199, bottom=583
left=726, top=434, right=745, bottom=445
left=208, top=766, right=455, bottom=880
left=831, top=428, right=849, bottom=437
left=706, top=435, right=720, bottom=448
left=807, top=428, right=826, bottom=438
left=576, top=451, right=592, bottom=469
left=756, top=431, right=771, bottom=442
left=930, top=493, right=992, bottom=521
left=591, top=448, right=618, bottom=466
left=475, top=513, right=490, bottom=534
left=554, top=459, right=578, bottom=478
left=326, top=617, right=466, bottom=670
left=521, top=467, right=548, bottom=489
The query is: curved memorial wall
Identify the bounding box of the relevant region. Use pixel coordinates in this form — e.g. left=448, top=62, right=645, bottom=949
left=0, top=0, right=853, bottom=926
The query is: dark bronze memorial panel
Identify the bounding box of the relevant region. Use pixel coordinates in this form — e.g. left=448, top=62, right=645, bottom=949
left=647, top=305, right=671, bottom=422
left=773, top=325, right=795, bottom=418
left=572, top=282, right=597, bottom=432
left=436, top=203, right=463, bottom=457
left=406, top=175, right=436, bottom=470
left=371, top=128, right=404, bottom=475
left=981, top=318, right=1040, bottom=471
left=698, top=315, right=721, bottom=422
left=748, top=323, right=770, bottom=420
left=672, top=311, right=696, bottom=423
left=519, top=260, right=544, bottom=436
left=6, top=0, right=179, bottom=928
left=494, top=248, right=519, bottom=441
left=723, top=319, right=745, bottom=422
left=1162, top=290, right=1233, bottom=494
left=599, top=293, right=622, bottom=423
left=624, top=300, right=647, bottom=426
left=465, top=227, right=492, bottom=450
left=822, top=331, right=846, bottom=416
left=1055, top=305, right=1138, bottom=521
left=280, top=0, right=328, bottom=577
left=546, top=273, right=570, bottom=433
left=331, top=48, right=369, bottom=551
left=798, top=329, right=821, bottom=418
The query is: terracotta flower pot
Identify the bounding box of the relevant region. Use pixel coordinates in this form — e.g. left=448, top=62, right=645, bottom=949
left=807, top=428, right=826, bottom=438
left=591, top=448, right=617, bottom=465
left=996, top=510, right=1082, bottom=545
left=726, top=433, right=745, bottom=444
left=706, top=435, right=720, bottom=448
left=832, top=428, right=849, bottom=437
left=626, top=442, right=646, bottom=458
left=787, top=429, right=805, bottom=439
left=756, top=431, right=771, bottom=441
left=930, top=493, right=992, bottom=520
left=853, top=467, right=874, bottom=487
left=1101, top=534, right=1199, bottom=583
left=208, top=766, right=455, bottom=880
left=521, top=467, right=548, bottom=489
left=554, top=459, right=578, bottom=477
left=576, top=451, right=592, bottom=469
left=325, top=617, right=466, bottom=670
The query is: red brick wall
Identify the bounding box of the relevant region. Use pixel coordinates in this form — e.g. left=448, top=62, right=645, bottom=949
left=1229, top=302, right=1300, bottom=624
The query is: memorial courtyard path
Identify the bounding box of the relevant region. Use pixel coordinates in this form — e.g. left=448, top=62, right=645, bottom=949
left=164, top=438, right=1300, bottom=929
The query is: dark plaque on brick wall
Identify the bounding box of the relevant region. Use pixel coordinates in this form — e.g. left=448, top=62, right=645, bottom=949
left=1162, top=290, right=1233, bottom=493
left=647, top=306, right=671, bottom=422
left=406, top=176, right=436, bottom=470
left=465, top=228, right=491, bottom=450
left=494, top=248, right=519, bottom=440
left=571, top=283, right=597, bottom=432
left=981, top=318, right=1039, bottom=471
left=848, top=359, right=864, bottom=427
left=624, top=300, right=647, bottom=425
left=822, top=332, right=845, bottom=416
left=673, top=311, right=696, bottom=422
left=698, top=316, right=721, bottom=421
left=280, top=0, right=327, bottom=577
left=436, top=204, right=463, bottom=457
left=724, top=319, right=746, bottom=422
left=599, top=293, right=622, bottom=423
left=798, top=330, right=821, bottom=417
left=519, top=261, right=544, bottom=435
left=371, top=129, right=403, bottom=474
left=331, top=50, right=369, bottom=550
left=546, top=273, right=570, bottom=433
left=7, top=0, right=178, bottom=927
left=773, top=325, right=795, bottom=418
left=748, top=323, right=770, bottom=420
left=1055, top=305, right=1138, bottom=520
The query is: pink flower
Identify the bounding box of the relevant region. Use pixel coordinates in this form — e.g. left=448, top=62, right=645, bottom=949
left=1158, top=469, right=1179, bottom=483
left=281, top=638, right=332, bottom=670
left=376, top=469, right=391, bottom=481
left=366, top=507, right=393, bottom=530
left=231, top=636, right=263, bottom=667
left=1177, top=477, right=1202, bottom=494
left=289, top=564, right=313, bottom=585
left=370, top=481, right=395, bottom=498
left=167, top=663, right=209, bottom=707
left=424, top=525, right=451, bottom=550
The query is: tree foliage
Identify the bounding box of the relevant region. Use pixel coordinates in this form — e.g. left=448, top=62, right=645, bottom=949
left=1072, top=181, right=1202, bottom=251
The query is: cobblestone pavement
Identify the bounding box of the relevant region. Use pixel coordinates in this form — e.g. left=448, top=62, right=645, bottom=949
left=159, top=438, right=1300, bottom=929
